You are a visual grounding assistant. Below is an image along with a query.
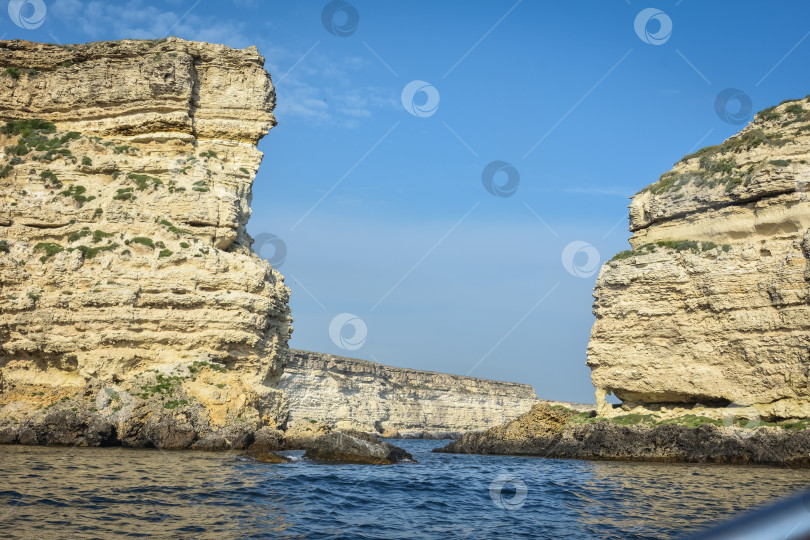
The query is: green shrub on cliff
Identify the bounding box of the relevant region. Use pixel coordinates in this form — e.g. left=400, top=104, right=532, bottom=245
left=114, top=187, right=134, bottom=200
left=131, top=237, right=155, bottom=248
left=3, top=66, right=20, bottom=80
left=127, top=173, right=162, bottom=190
left=92, top=230, right=114, bottom=243
left=72, top=243, right=119, bottom=259
left=610, top=240, right=732, bottom=262
left=67, top=228, right=91, bottom=243
left=159, top=219, right=193, bottom=236
left=34, top=242, right=64, bottom=262
left=60, top=184, right=95, bottom=203
left=137, top=373, right=186, bottom=399
left=1, top=119, right=56, bottom=136
left=188, top=360, right=227, bottom=374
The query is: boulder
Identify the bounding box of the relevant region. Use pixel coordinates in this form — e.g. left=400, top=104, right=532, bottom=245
left=304, top=430, right=415, bottom=465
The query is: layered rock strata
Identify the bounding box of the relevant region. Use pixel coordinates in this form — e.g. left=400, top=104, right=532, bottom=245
left=0, top=38, right=292, bottom=448
left=589, top=96, right=810, bottom=421
left=279, top=350, right=540, bottom=438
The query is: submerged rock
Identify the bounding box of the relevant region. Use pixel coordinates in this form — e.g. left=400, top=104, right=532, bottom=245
left=303, top=430, right=415, bottom=465
left=244, top=443, right=291, bottom=463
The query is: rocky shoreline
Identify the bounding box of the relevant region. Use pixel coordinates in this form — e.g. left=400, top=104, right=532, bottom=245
left=435, top=404, right=810, bottom=467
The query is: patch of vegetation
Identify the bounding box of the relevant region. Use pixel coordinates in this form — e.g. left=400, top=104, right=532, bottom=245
left=179, top=242, right=189, bottom=249
left=164, top=399, right=189, bottom=410
left=94, top=208, right=103, bottom=216
left=27, top=291, right=41, bottom=302
left=655, top=240, right=701, bottom=253
left=60, top=184, right=95, bottom=203
left=610, top=240, right=730, bottom=262
left=137, top=373, right=186, bottom=399
left=114, top=145, right=137, bottom=155
left=699, top=156, right=735, bottom=175
left=72, top=243, right=119, bottom=259
left=610, top=413, right=658, bottom=426
left=0, top=240, right=8, bottom=253
left=0, top=164, right=13, bottom=178
left=610, top=243, right=658, bottom=262
left=131, top=237, right=155, bottom=249
left=59, top=132, right=80, bottom=144
left=3, top=66, right=20, bottom=79
left=1, top=119, right=56, bottom=136
left=657, top=415, right=724, bottom=428
left=188, top=360, right=227, bottom=375
left=39, top=170, right=61, bottom=188
left=92, top=230, right=114, bottom=243
left=127, top=173, right=162, bottom=190
left=769, top=159, right=792, bottom=167
left=81, top=156, right=92, bottom=166
left=34, top=242, right=64, bottom=262
left=200, top=150, right=217, bottom=159
left=158, top=249, right=173, bottom=258
left=757, top=105, right=780, bottom=121
left=159, top=219, right=193, bottom=236
left=239, top=167, right=249, bottom=175
left=121, top=249, right=131, bottom=256
left=192, top=179, right=209, bottom=193
left=114, top=187, right=134, bottom=201
left=67, top=228, right=91, bottom=243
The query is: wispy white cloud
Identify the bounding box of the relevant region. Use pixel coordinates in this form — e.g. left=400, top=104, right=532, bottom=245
left=49, top=0, right=399, bottom=127
left=50, top=0, right=253, bottom=47
left=258, top=44, right=399, bottom=127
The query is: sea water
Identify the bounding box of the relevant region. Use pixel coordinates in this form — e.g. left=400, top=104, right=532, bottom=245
left=1, top=439, right=808, bottom=539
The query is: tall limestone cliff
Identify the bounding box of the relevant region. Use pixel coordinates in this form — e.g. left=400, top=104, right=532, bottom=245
left=0, top=38, right=292, bottom=448
left=279, top=350, right=541, bottom=438
left=588, top=96, right=810, bottom=420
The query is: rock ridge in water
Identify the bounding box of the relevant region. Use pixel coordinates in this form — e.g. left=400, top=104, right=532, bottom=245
left=436, top=404, right=810, bottom=467
left=589, top=96, right=810, bottom=421
left=279, top=350, right=541, bottom=438
left=0, top=38, right=292, bottom=448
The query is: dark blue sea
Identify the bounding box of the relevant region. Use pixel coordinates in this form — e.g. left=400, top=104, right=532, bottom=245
left=1, top=439, right=808, bottom=539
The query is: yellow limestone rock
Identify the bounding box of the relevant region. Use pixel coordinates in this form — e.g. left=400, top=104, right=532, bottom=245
left=279, top=350, right=541, bottom=438
left=588, top=96, right=810, bottom=420
left=0, top=38, right=292, bottom=430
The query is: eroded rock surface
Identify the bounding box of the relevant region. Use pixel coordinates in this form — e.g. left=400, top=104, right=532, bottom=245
left=0, top=38, right=291, bottom=448
left=303, top=430, right=415, bottom=465
left=436, top=404, right=810, bottom=467
left=589, top=96, right=810, bottom=420
left=280, top=350, right=540, bottom=438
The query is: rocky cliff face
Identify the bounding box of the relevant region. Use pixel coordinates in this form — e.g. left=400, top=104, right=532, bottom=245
left=279, top=350, right=539, bottom=438
left=0, top=38, right=292, bottom=446
left=588, top=96, right=810, bottom=420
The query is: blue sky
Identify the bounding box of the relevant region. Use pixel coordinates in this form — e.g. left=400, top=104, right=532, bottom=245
left=10, top=0, right=810, bottom=402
